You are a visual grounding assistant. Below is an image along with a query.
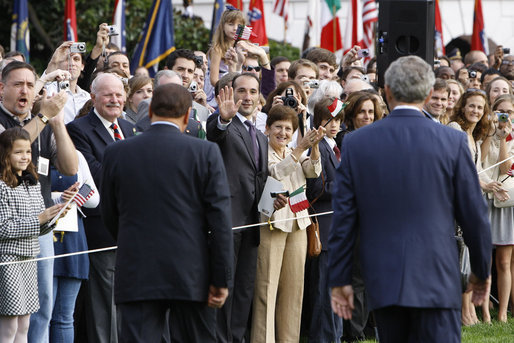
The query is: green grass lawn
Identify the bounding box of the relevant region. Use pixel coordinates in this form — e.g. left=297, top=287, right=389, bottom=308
left=360, top=312, right=514, bottom=343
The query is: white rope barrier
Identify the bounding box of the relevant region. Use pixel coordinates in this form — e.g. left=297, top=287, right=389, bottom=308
left=0, top=211, right=335, bottom=266
left=3, top=153, right=513, bottom=267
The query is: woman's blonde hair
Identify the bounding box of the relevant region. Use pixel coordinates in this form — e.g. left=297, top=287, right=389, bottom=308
left=208, top=9, right=246, bottom=59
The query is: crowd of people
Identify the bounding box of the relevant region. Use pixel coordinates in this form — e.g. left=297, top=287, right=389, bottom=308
left=0, top=5, right=513, bottom=343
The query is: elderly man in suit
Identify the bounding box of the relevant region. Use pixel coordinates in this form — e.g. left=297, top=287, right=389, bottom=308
left=100, top=83, right=233, bottom=342
left=66, top=72, right=135, bottom=343
left=329, top=55, right=492, bottom=343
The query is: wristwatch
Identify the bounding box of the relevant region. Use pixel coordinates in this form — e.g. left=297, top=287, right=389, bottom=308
left=37, top=113, right=49, bottom=124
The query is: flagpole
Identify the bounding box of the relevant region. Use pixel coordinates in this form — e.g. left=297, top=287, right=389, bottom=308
left=284, top=19, right=287, bottom=44
left=332, top=4, right=336, bottom=52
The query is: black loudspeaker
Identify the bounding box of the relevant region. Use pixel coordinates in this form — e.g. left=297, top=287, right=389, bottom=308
left=377, top=0, right=435, bottom=87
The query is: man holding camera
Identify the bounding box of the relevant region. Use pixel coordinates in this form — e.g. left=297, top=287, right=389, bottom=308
left=44, top=41, right=91, bottom=124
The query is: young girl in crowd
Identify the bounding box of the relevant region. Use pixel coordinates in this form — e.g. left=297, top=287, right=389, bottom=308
left=0, top=127, right=64, bottom=342
left=205, top=8, right=246, bottom=106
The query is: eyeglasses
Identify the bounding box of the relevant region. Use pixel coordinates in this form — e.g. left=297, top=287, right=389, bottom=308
left=502, top=60, right=514, bottom=66
left=242, top=65, right=261, bottom=72
left=466, top=88, right=486, bottom=96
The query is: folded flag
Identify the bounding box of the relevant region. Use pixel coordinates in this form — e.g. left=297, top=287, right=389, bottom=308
left=288, top=186, right=309, bottom=213
left=327, top=98, right=345, bottom=118
left=72, top=183, right=94, bottom=207
left=234, top=24, right=253, bottom=41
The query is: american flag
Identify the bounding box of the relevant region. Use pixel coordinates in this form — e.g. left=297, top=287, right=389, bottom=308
left=273, top=0, right=288, bottom=22
left=234, top=25, right=253, bottom=41
left=508, top=164, right=514, bottom=177
left=362, top=0, right=378, bottom=61
left=72, top=183, right=94, bottom=207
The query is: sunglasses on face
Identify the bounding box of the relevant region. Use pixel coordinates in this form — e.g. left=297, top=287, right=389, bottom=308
left=242, top=65, right=261, bottom=72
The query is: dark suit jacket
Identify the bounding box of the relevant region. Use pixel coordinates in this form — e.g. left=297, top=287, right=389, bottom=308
left=306, top=139, right=339, bottom=250
left=100, top=124, right=233, bottom=304
left=66, top=110, right=135, bottom=248
left=328, top=108, right=492, bottom=311
left=207, top=114, right=268, bottom=245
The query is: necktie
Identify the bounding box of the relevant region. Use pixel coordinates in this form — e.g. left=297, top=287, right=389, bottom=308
left=110, top=123, right=123, bottom=141
left=333, top=145, right=341, bottom=162
left=245, top=120, right=260, bottom=170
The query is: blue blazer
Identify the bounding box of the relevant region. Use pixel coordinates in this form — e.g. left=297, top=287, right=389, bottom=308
left=328, top=108, right=492, bottom=311
left=66, top=110, right=135, bottom=249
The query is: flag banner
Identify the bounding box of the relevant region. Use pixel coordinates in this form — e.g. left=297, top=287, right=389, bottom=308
left=112, top=0, right=126, bottom=52
left=72, top=183, right=94, bottom=207
left=362, top=0, right=378, bottom=61
left=288, top=186, right=310, bottom=213
left=471, top=0, right=488, bottom=55
left=210, top=0, right=224, bottom=41
left=508, top=164, right=514, bottom=177
left=343, top=0, right=363, bottom=53
left=248, top=0, right=268, bottom=46
left=64, top=0, right=77, bottom=42
left=302, top=15, right=313, bottom=52
left=327, top=98, right=345, bottom=117
left=226, top=0, right=243, bottom=10
left=234, top=25, right=253, bottom=41
left=434, top=0, right=445, bottom=57
left=11, top=0, right=30, bottom=62
left=131, top=0, right=175, bottom=76
left=273, top=0, right=289, bottom=22
left=320, top=0, right=342, bottom=52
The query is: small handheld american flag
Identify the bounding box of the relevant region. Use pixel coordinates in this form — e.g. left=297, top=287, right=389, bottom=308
left=72, top=183, right=94, bottom=207
left=233, top=25, right=253, bottom=46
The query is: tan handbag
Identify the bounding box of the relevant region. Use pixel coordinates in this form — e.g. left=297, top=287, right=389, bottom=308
left=306, top=173, right=325, bottom=258
left=494, top=174, right=514, bottom=208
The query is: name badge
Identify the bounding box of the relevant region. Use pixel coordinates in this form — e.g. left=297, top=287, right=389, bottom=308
left=37, top=157, right=50, bottom=176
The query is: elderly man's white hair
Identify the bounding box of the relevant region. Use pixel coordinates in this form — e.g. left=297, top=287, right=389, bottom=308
left=307, top=80, right=343, bottom=114
left=90, top=72, right=125, bottom=95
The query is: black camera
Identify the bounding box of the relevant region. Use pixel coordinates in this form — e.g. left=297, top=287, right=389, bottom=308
left=503, top=48, right=510, bottom=55
left=468, top=70, right=477, bottom=78
left=193, top=56, right=203, bottom=68
left=281, top=88, right=298, bottom=109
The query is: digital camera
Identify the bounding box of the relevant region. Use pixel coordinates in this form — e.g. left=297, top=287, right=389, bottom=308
left=498, top=113, right=509, bottom=123
left=58, top=81, right=70, bottom=92
left=188, top=81, right=198, bottom=93
left=107, top=25, right=119, bottom=36
left=70, top=42, right=86, bottom=53
left=303, top=80, right=320, bottom=89
left=281, top=88, right=298, bottom=109
left=468, top=70, right=477, bottom=78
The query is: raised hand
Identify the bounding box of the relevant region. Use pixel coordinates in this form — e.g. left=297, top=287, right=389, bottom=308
left=216, top=86, right=241, bottom=122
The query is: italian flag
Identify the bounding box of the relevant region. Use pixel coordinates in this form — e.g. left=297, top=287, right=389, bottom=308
left=288, top=186, right=310, bottom=213
left=320, top=0, right=342, bottom=52
left=327, top=98, right=345, bottom=118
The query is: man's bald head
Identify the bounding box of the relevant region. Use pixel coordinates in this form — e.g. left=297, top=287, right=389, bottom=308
left=344, top=78, right=373, bottom=97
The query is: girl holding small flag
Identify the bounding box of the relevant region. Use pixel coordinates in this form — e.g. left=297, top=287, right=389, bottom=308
left=0, top=127, right=64, bottom=342
left=251, top=105, right=324, bottom=343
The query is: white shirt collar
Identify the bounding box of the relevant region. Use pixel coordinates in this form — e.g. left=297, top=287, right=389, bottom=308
left=324, top=136, right=336, bottom=149
left=94, top=109, right=124, bottom=140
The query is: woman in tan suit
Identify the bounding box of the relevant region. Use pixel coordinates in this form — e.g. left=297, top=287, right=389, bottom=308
left=251, top=105, right=324, bottom=343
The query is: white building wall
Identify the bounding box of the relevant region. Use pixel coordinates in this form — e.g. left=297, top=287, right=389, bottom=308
left=181, top=0, right=514, bottom=53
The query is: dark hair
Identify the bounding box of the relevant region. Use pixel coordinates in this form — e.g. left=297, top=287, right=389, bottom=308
left=1, top=61, right=36, bottom=82
left=232, top=72, right=261, bottom=92
left=434, top=66, right=454, bottom=79
left=480, top=68, right=501, bottom=84
left=453, top=89, right=491, bottom=141
left=215, top=72, right=239, bottom=97
left=165, top=49, right=199, bottom=70
left=266, top=105, right=299, bottom=132
left=313, top=97, right=343, bottom=128
left=433, top=78, right=450, bottom=94
left=367, top=57, right=377, bottom=73
left=305, top=48, right=337, bottom=68
left=343, top=91, right=383, bottom=131
left=468, top=62, right=487, bottom=74
left=0, top=127, right=37, bottom=188
left=106, top=51, right=129, bottom=67
left=150, top=83, right=192, bottom=118
left=288, top=59, right=318, bottom=80
left=106, top=42, right=120, bottom=51
left=271, top=56, right=290, bottom=69
left=5, top=51, right=25, bottom=61
left=262, top=80, right=306, bottom=114
left=341, top=66, right=365, bottom=82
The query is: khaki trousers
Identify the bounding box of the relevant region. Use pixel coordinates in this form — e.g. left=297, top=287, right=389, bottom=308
left=251, top=223, right=307, bottom=343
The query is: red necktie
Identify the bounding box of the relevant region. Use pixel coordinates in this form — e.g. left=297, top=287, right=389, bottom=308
left=333, top=145, right=341, bottom=162
left=110, top=123, right=123, bottom=141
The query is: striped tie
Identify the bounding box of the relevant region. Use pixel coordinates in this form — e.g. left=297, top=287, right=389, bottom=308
left=110, top=123, right=123, bottom=141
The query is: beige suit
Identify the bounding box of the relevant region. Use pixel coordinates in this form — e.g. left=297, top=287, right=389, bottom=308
left=251, top=145, right=321, bottom=343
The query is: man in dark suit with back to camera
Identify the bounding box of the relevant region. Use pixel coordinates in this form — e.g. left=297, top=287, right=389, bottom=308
left=101, top=83, right=234, bottom=342
left=329, top=55, right=492, bottom=343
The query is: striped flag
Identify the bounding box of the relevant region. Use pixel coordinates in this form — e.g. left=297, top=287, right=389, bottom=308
left=64, top=0, right=77, bottom=42
left=288, top=186, right=310, bottom=213
left=210, top=0, right=224, bottom=41
left=273, top=0, right=289, bottom=22
left=11, top=0, right=30, bottom=62
left=344, top=0, right=363, bottom=53
left=508, top=164, right=514, bottom=177
left=434, top=0, right=445, bottom=57
left=320, top=0, right=342, bottom=52
left=72, top=183, right=94, bottom=207
left=248, top=0, right=268, bottom=46
left=471, top=0, right=488, bottom=55
left=362, top=0, right=378, bottom=61
left=112, top=0, right=126, bottom=52
left=234, top=25, right=253, bottom=41
left=226, top=0, right=243, bottom=10
left=328, top=98, right=345, bottom=118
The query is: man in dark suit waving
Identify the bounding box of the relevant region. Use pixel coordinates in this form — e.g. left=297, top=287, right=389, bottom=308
left=100, top=83, right=233, bottom=342
left=329, top=55, right=492, bottom=342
